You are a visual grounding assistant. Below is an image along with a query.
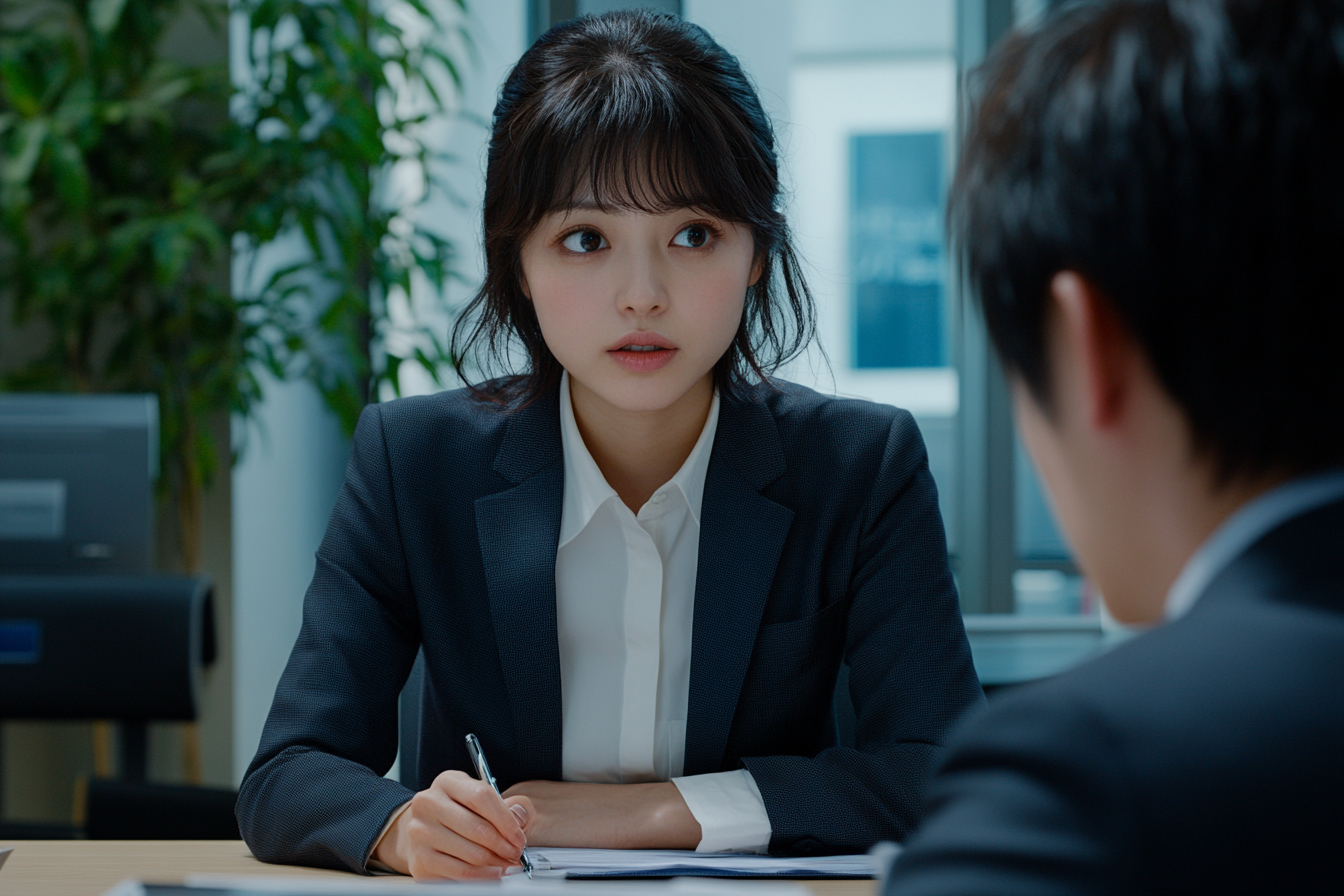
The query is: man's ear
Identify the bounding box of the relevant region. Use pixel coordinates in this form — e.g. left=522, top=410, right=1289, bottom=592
left=1049, top=271, right=1136, bottom=430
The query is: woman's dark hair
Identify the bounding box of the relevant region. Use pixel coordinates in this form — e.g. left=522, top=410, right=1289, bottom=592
left=950, top=0, right=1344, bottom=480
left=450, top=9, right=816, bottom=406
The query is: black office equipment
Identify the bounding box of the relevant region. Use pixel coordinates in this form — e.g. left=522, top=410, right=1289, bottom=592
left=0, top=393, right=157, bottom=575
left=0, top=393, right=232, bottom=840
left=85, top=779, right=239, bottom=840
left=0, top=575, right=215, bottom=720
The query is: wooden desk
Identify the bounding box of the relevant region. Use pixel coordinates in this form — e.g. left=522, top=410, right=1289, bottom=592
left=0, top=842, right=879, bottom=896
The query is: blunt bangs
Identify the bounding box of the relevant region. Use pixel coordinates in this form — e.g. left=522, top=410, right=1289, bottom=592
left=513, top=54, right=775, bottom=231
left=452, top=9, right=816, bottom=407
left=541, top=127, right=744, bottom=228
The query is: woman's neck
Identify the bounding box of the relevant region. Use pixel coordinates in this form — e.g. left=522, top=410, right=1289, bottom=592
left=569, top=374, right=714, bottom=514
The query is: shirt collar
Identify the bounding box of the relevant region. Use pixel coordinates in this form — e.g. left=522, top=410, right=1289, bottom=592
left=1165, top=467, right=1344, bottom=620
left=557, top=370, right=721, bottom=549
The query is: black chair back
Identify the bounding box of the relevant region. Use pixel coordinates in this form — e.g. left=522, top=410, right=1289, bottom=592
left=85, top=779, right=239, bottom=840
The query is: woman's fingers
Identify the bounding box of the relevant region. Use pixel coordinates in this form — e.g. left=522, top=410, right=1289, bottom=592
left=411, top=813, right=515, bottom=870
left=388, top=770, right=533, bottom=880
left=423, top=771, right=526, bottom=859
left=432, top=798, right=522, bottom=865
left=444, top=771, right=528, bottom=850
left=379, top=770, right=532, bottom=880
left=406, top=844, right=509, bottom=881
left=504, top=794, right=534, bottom=834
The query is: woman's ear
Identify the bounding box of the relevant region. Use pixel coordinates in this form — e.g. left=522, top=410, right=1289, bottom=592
left=518, top=270, right=532, bottom=300
left=749, top=253, right=766, bottom=288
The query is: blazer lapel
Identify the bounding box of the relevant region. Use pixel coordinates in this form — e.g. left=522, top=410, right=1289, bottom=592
left=475, top=392, right=565, bottom=781
left=684, top=391, right=793, bottom=776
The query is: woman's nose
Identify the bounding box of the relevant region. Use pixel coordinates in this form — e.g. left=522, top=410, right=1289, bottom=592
left=616, top=247, right=669, bottom=316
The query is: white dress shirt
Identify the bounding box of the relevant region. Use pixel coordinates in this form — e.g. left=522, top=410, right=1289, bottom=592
left=556, top=371, right=772, bottom=853
left=1165, top=467, right=1344, bottom=620
left=369, top=375, right=774, bottom=868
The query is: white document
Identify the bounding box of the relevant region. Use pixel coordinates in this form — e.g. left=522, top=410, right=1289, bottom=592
left=0, top=846, right=12, bottom=870
left=521, top=847, right=877, bottom=878
left=169, top=874, right=806, bottom=896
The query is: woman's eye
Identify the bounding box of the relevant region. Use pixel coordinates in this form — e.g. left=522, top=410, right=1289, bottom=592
left=562, top=229, right=607, bottom=253
left=672, top=224, right=711, bottom=249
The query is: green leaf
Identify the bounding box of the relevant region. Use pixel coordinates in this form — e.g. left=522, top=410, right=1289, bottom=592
left=49, top=137, right=91, bottom=209
left=0, top=59, right=43, bottom=118
left=383, top=353, right=403, bottom=397
left=144, top=75, right=194, bottom=109
left=88, top=0, right=130, bottom=35
left=3, top=120, right=48, bottom=186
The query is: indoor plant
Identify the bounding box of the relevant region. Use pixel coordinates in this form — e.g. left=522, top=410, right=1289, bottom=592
left=0, top=0, right=466, bottom=569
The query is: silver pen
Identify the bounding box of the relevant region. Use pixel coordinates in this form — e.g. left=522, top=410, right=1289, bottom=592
left=465, top=733, right=534, bottom=879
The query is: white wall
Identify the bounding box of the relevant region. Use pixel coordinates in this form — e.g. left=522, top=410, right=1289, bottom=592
left=793, top=0, right=954, bottom=56
left=687, top=1, right=959, bottom=416
left=683, top=0, right=793, bottom=135
left=231, top=374, right=349, bottom=784
left=786, top=57, right=959, bottom=414
left=391, top=0, right=528, bottom=398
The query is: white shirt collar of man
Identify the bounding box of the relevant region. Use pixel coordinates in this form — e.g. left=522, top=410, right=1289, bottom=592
left=557, top=369, right=721, bottom=549
left=1165, top=467, right=1344, bottom=621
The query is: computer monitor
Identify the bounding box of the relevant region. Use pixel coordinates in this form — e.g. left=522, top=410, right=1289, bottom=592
left=0, top=394, right=157, bottom=574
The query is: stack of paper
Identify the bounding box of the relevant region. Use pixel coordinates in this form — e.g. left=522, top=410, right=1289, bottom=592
left=157, top=874, right=810, bottom=896
left=522, top=847, right=877, bottom=879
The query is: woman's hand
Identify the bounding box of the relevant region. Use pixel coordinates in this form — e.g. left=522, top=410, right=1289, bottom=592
left=372, top=769, right=534, bottom=880
left=501, top=780, right=701, bottom=850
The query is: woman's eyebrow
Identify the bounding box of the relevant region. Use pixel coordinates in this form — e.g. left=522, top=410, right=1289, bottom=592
left=551, top=201, right=713, bottom=225
left=547, top=200, right=607, bottom=225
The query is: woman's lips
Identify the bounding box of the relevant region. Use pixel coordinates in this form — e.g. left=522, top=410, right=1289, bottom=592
left=608, top=344, right=678, bottom=372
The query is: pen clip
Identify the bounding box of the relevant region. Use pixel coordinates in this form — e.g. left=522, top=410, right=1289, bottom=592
left=464, top=733, right=497, bottom=792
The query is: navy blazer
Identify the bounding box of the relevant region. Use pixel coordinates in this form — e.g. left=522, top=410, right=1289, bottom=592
left=237, top=380, right=983, bottom=873
left=885, top=497, right=1344, bottom=895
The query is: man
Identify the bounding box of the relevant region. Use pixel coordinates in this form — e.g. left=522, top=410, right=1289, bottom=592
left=885, top=2, right=1344, bottom=893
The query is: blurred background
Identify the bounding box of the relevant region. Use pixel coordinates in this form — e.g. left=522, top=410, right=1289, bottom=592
left=1, top=0, right=1097, bottom=839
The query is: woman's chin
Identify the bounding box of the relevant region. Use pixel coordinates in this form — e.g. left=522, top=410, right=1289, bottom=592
left=574, top=369, right=713, bottom=417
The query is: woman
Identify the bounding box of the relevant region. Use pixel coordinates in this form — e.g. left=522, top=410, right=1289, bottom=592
left=237, top=9, right=982, bottom=879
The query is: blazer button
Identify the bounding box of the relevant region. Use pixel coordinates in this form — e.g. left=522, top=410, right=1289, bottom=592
left=793, top=838, right=820, bottom=855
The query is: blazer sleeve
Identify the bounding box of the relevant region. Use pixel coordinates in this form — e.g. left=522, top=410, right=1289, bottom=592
left=883, top=691, right=1136, bottom=895
left=742, top=410, right=986, bottom=854
left=236, top=404, right=421, bottom=873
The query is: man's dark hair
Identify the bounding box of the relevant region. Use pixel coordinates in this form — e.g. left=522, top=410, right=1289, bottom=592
left=452, top=9, right=815, bottom=406
left=951, top=0, right=1344, bottom=479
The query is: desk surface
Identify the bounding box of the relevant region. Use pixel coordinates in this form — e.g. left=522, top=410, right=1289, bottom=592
left=0, top=842, right=878, bottom=896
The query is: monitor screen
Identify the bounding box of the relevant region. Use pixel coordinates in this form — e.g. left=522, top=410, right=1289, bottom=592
left=0, top=394, right=157, bottom=574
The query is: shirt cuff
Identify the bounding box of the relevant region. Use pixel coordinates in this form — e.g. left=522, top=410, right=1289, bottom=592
left=365, top=799, right=413, bottom=873
left=671, top=769, right=772, bottom=853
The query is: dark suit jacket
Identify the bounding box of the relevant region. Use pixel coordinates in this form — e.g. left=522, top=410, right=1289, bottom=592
left=884, top=497, right=1344, bottom=895
left=237, top=380, right=983, bottom=873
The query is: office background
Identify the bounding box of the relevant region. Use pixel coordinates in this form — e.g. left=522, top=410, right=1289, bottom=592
left=0, top=0, right=1078, bottom=834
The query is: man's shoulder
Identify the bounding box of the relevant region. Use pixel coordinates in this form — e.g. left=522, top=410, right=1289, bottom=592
left=897, top=597, right=1344, bottom=894
left=979, top=496, right=1344, bottom=751
left=972, top=589, right=1344, bottom=761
